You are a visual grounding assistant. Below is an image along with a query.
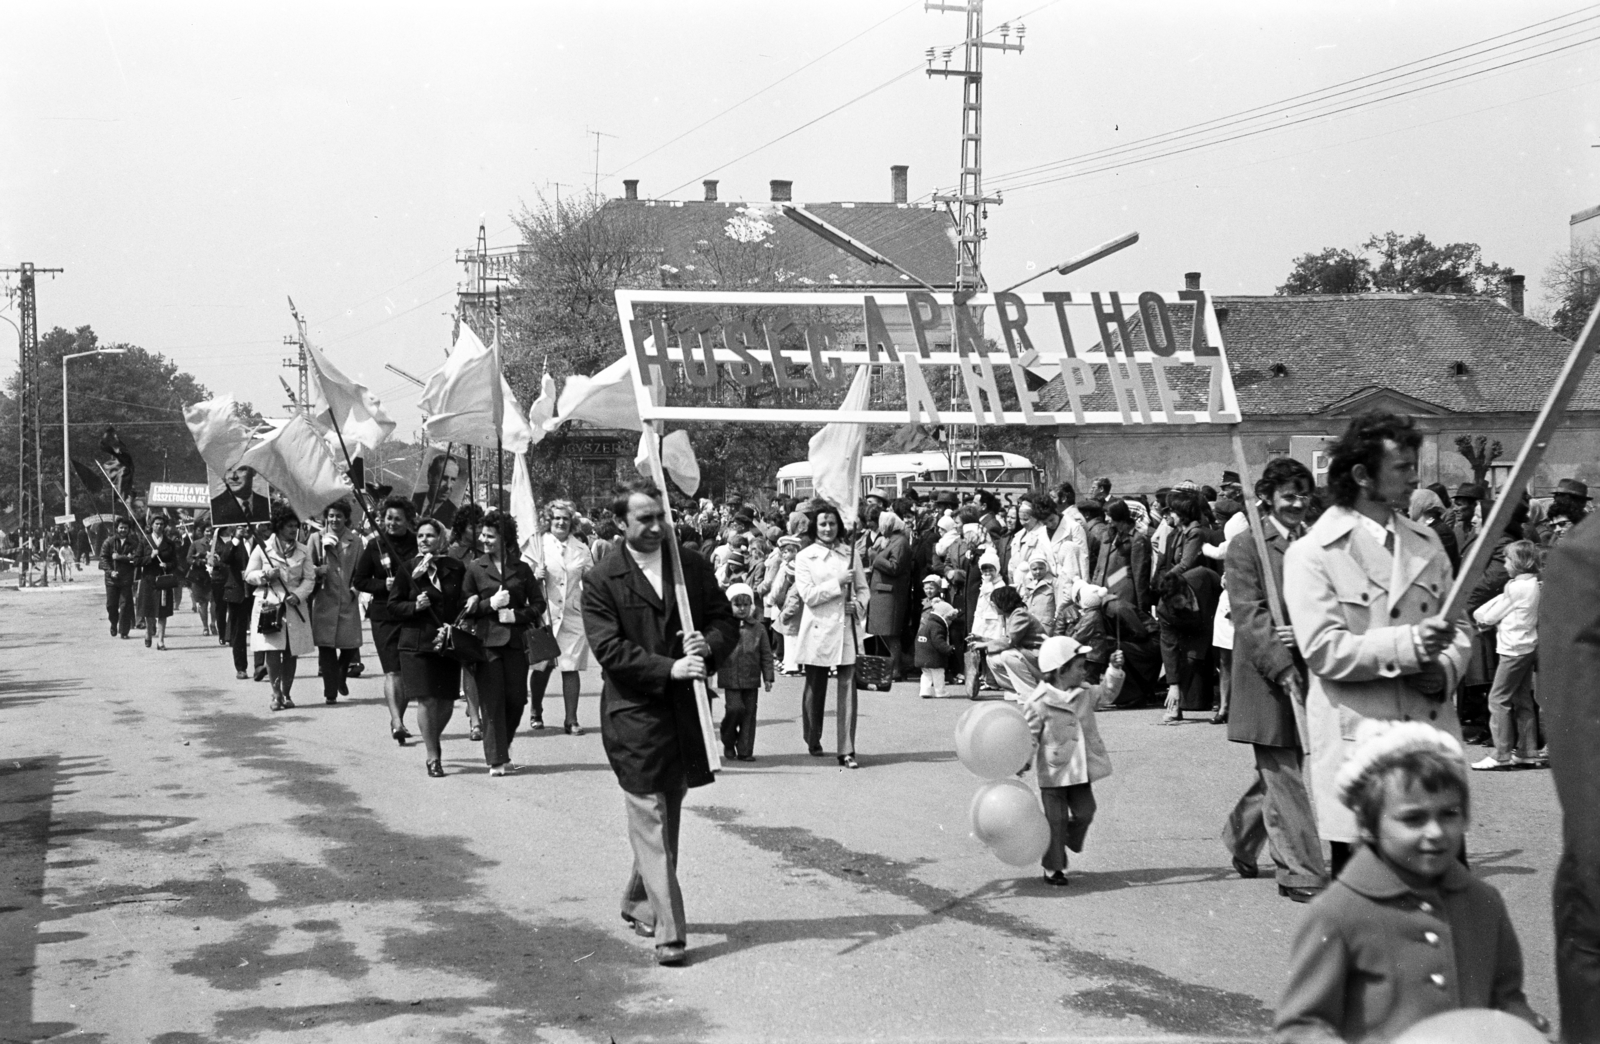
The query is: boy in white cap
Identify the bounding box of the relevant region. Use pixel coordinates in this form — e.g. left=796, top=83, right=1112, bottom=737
left=1024, top=635, right=1125, bottom=885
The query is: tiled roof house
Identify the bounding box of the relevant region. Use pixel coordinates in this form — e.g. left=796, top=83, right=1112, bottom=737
left=1043, top=275, right=1599, bottom=496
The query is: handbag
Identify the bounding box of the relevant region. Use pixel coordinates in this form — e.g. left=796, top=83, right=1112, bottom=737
left=525, top=624, right=561, bottom=664
left=257, top=602, right=284, bottom=635
left=431, top=610, right=487, bottom=663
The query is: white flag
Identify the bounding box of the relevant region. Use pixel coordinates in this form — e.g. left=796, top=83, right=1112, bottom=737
left=807, top=364, right=872, bottom=521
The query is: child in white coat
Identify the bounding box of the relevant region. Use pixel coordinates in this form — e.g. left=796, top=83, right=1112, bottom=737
left=1023, top=635, right=1125, bottom=885
left=1470, top=540, right=1543, bottom=770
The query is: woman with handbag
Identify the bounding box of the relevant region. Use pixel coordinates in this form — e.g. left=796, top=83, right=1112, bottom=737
left=388, top=516, right=468, bottom=777
left=793, top=502, right=868, bottom=768
left=246, top=506, right=316, bottom=711
left=310, top=500, right=364, bottom=705
left=463, top=510, right=548, bottom=775
left=186, top=519, right=215, bottom=637
left=531, top=499, right=593, bottom=734
left=352, top=495, right=420, bottom=745
left=134, top=513, right=184, bottom=650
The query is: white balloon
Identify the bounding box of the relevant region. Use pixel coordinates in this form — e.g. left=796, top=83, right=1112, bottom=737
left=970, top=778, right=1050, bottom=867
left=954, top=701, right=1034, bottom=780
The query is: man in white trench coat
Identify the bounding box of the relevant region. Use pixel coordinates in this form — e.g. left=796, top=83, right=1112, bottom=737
left=1283, top=412, right=1472, bottom=876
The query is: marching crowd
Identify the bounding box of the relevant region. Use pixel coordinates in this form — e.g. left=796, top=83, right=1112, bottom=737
left=52, top=410, right=1590, bottom=1035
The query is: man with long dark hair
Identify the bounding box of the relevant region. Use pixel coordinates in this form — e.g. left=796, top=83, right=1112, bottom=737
left=1283, top=411, right=1470, bottom=877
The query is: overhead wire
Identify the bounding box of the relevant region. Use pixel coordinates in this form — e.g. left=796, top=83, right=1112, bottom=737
left=994, top=28, right=1600, bottom=194
left=606, top=0, right=922, bottom=177
left=987, top=5, right=1600, bottom=193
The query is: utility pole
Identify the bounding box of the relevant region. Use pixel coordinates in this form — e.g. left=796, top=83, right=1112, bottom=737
left=3, top=262, right=65, bottom=530
left=925, top=1, right=1023, bottom=474
left=924, top=1, right=1024, bottom=298
left=283, top=297, right=309, bottom=415
left=589, top=129, right=616, bottom=198
left=454, top=223, right=515, bottom=504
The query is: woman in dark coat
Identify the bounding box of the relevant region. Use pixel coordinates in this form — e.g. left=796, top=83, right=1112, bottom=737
left=388, top=516, right=467, bottom=777
left=1156, top=564, right=1223, bottom=722
left=865, top=509, right=912, bottom=682
left=135, top=513, right=184, bottom=650
left=1092, top=499, right=1152, bottom=615
left=1156, top=488, right=1209, bottom=581
left=463, top=510, right=546, bottom=775
left=352, top=496, right=419, bottom=744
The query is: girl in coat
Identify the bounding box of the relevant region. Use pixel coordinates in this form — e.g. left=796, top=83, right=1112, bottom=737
left=765, top=535, right=803, bottom=675
left=1023, top=552, right=1056, bottom=631
left=388, top=516, right=468, bottom=777
left=1275, top=721, right=1545, bottom=1043
left=1024, top=636, right=1124, bottom=885
left=533, top=499, right=593, bottom=735
left=1470, top=540, right=1543, bottom=770
left=794, top=502, right=868, bottom=768
left=914, top=575, right=957, bottom=699
left=310, top=500, right=364, bottom=704
left=716, top=582, right=774, bottom=761
left=246, top=506, right=316, bottom=711
left=866, top=510, right=912, bottom=684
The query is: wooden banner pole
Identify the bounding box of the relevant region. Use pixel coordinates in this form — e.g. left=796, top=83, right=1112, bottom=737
left=1442, top=299, right=1600, bottom=621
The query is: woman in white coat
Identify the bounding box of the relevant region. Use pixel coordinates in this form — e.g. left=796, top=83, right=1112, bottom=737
left=794, top=502, right=868, bottom=768
left=531, top=499, right=593, bottom=734
left=246, top=506, right=316, bottom=712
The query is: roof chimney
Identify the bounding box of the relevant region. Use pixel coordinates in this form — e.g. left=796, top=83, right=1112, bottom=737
left=770, top=179, right=792, bottom=203
left=891, top=165, right=909, bottom=204
left=623, top=179, right=639, bottom=201
left=1506, top=273, right=1525, bottom=315
left=703, top=180, right=719, bottom=202
left=1184, top=271, right=1202, bottom=290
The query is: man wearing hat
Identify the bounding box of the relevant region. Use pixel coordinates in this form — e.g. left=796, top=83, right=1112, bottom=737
left=1532, top=478, right=1591, bottom=546
left=1450, top=482, right=1485, bottom=551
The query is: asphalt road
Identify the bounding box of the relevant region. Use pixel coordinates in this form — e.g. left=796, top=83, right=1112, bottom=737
left=0, top=577, right=1563, bottom=1043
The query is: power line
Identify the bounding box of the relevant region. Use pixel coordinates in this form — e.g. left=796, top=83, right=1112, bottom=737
left=606, top=0, right=922, bottom=177
left=996, top=28, right=1600, bottom=194
left=987, top=4, right=1600, bottom=192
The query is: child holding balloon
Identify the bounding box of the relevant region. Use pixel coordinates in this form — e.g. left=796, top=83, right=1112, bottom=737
left=1274, top=721, right=1547, bottom=1043
left=1024, top=635, right=1124, bottom=886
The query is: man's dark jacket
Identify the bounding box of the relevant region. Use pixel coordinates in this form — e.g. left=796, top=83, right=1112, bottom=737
left=583, top=543, right=736, bottom=795
left=1224, top=522, right=1303, bottom=749
left=210, top=490, right=271, bottom=525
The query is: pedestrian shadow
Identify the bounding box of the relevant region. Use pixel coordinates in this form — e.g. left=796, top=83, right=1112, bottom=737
left=975, top=864, right=1238, bottom=897
left=35, top=689, right=711, bottom=1040
left=0, top=670, right=87, bottom=710
left=731, top=749, right=956, bottom=769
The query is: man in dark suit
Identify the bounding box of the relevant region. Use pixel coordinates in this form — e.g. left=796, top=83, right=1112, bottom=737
left=1220, top=457, right=1328, bottom=903
left=210, top=466, right=270, bottom=525
left=582, top=480, right=737, bottom=967
left=1542, top=510, right=1600, bottom=1040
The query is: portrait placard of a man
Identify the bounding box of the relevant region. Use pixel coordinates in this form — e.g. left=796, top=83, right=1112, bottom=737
left=210, top=465, right=271, bottom=525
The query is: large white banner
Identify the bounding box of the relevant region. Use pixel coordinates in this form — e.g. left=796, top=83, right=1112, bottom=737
left=614, top=288, right=1241, bottom=427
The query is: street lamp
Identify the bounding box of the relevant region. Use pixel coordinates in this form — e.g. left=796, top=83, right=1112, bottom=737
left=62, top=347, right=126, bottom=518
left=998, top=231, right=1141, bottom=294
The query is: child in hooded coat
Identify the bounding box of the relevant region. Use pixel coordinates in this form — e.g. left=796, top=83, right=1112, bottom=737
left=915, top=575, right=958, bottom=699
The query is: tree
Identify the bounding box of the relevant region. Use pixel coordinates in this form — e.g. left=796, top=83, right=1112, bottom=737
left=1541, top=238, right=1600, bottom=340
left=1276, top=247, right=1372, bottom=295
left=1277, top=232, right=1514, bottom=298
left=0, top=325, right=215, bottom=518
left=1454, top=434, right=1503, bottom=496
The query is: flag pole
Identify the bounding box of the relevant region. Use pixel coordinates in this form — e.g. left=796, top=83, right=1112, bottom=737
left=495, top=287, right=504, bottom=510
left=641, top=428, right=721, bottom=773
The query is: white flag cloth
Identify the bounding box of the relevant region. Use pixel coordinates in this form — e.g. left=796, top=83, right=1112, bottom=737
left=527, top=372, right=558, bottom=446
left=305, top=341, right=396, bottom=452
left=183, top=396, right=255, bottom=475
left=807, top=363, right=872, bottom=521
left=420, top=324, right=505, bottom=449
left=499, top=369, right=534, bottom=454
left=545, top=355, right=643, bottom=433
left=238, top=414, right=351, bottom=520
left=634, top=430, right=701, bottom=497
left=510, top=453, right=541, bottom=566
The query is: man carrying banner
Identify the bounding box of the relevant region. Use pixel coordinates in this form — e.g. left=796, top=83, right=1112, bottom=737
left=1283, top=412, right=1470, bottom=876
left=582, top=479, right=737, bottom=967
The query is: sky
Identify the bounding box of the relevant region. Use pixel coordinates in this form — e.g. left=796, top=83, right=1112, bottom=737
left=3, top=0, right=1597, bottom=435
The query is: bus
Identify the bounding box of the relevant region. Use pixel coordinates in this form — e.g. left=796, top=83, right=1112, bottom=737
left=775, top=451, right=1044, bottom=503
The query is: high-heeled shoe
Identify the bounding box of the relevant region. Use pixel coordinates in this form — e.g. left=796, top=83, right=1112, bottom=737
left=156, top=640, right=166, bottom=651
left=144, top=635, right=152, bottom=648
left=426, top=760, right=445, bottom=778
left=469, top=724, right=483, bottom=742
left=392, top=726, right=410, bottom=746
left=564, top=723, right=584, bottom=736
left=838, top=754, right=859, bottom=769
